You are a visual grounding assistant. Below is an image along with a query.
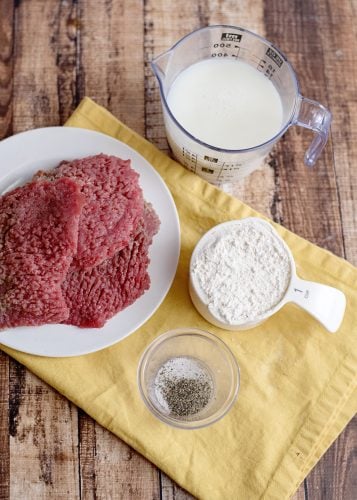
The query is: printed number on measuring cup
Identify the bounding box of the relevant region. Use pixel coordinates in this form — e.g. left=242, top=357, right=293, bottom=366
left=213, top=43, right=231, bottom=48
left=211, top=52, right=229, bottom=58
left=265, top=64, right=276, bottom=79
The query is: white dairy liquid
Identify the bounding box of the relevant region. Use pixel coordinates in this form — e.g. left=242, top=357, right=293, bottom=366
left=167, top=58, right=284, bottom=150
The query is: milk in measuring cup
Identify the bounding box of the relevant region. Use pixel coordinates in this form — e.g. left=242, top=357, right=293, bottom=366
left=167, top=58, right=283, bottom=150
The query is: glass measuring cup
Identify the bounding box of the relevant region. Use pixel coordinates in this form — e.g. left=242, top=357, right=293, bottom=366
left=189, top=218, right=346, bottom=333
left=152, top=25, right=332, bottom=185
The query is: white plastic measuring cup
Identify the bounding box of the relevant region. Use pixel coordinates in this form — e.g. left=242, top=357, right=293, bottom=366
left=189, top=218, right=346, bottom=333
left=152, top=25, right=332, bottom=185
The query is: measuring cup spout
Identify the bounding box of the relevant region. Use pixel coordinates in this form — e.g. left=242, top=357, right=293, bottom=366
left=151, top=50, right=173, bottom=82
left=295, top=96, right=332, bottom=167
left=287, top=275, right=346, bottom=333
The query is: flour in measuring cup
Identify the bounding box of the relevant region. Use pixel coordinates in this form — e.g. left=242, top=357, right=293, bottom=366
left=191, top=220, right=291, bottom=324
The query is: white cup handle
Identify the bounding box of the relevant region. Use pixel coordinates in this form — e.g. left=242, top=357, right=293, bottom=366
left=286, top=275, right=346, bottom=333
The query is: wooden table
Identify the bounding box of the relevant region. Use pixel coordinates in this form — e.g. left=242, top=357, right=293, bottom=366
left=0, top=1, right=356, bottom=498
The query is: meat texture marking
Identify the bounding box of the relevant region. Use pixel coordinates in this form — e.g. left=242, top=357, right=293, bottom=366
left=0, top=178, right=84, bottom=328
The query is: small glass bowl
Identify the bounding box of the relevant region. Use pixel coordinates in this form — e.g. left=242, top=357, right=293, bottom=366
left=137, top=328, right=240, bottom=429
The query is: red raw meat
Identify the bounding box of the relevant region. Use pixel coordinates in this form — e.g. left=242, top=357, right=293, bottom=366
left=0, top=178, right=84, bottom=328
left=34, top=154, right=144, bottom=269
left=62, top=202, right=160, bottom=328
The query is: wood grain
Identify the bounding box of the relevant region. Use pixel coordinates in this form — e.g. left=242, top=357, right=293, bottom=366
left=91, top=422, right=160, bottom=500
left=79, top=410, right=161, bottom=500
left=0, top=0, right=13, bottom=140
left=0, top=2, right=13, bottom=496
left=78, top=412, right=97, bottom=499
left=0, top=351, right=10, bottom=499
left=12, top=0, right=60, bottom=131
left=161, top=473, right=195, bottom=500
left=79, top=0, right=145, bottom=135
left=56, top=0, right=80, bottom=124
left=316, top=0, right=357, bottom=265
left=9, top=367, right=80, bottom=499
left=305, top=417, right=357, bottom=500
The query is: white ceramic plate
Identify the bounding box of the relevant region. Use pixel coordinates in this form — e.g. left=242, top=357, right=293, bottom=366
left=0, top=127, right=180, bottom=357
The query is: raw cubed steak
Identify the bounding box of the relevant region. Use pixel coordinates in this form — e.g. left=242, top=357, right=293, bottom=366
left=0, top=178, right=84, bottom=328
left=62, top=202, right=160, bottom=328
left=34, top=154, right=144, bottom=270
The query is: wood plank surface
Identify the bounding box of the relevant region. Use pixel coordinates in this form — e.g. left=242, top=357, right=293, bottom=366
left=80, top=0, right=146, bottom=135
left=0, top=0, right=13, bottom=139
left=0, top=0, right=356, bottom=499
left=56, top=0, right=79, bottom=124
left=0, top=350, right=10, bottom=500
left=0, top=2, right=13, bottom=498
left=12, top=0, right=59, bottom=130
left=316, top=0, right=357, bottom=264
left=9, top=364, right=80, bottom=499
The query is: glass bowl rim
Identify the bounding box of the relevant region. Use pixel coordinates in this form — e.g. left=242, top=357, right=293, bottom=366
left=137, top=328, right=240, bottom=429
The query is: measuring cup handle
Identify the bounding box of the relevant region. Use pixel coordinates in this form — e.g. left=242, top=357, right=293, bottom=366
left=287, top=275, right=346, bottom=333
left=295, top=95, right=332, bottom=167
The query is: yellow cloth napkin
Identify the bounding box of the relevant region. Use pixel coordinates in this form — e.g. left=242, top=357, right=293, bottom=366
left=2, top=97, right=356, bottom=500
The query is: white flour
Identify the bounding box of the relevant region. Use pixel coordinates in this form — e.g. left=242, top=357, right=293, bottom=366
left=191, top=220, right=291, bottom=324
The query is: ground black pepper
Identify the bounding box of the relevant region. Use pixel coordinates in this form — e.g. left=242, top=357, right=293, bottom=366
left=154, top=356, right=213, bottom=417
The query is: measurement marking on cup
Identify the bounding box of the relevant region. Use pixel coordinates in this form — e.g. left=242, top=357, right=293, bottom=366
left=204, top=155, right=218, bottom=163
left=201, top=166, right=215, bottom=174
left=212, top=40, right=242, bottom=60
left=217, top=162, right=225, bottom=182
left=258, top=59, right=266, bottom=71
left=265, top=64, right=276, bottom=80
left=182, top=147, right=198, bottom=173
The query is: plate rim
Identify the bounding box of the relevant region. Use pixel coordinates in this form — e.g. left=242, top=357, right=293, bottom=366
left=0, top=126, right=180, bottom=357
